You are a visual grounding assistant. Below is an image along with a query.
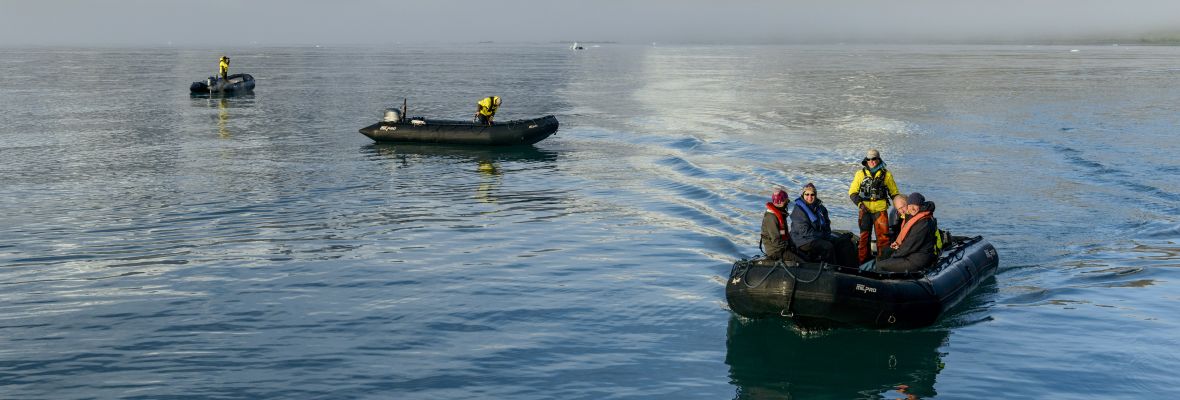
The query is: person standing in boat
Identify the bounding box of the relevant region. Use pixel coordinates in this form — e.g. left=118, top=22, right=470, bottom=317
left=873, top=192, right=938, bottom=273
left=218, top=56, right=230, bottom=81
left=761, top=187, right=804, bottom=263
left=475, top=96, right=501, bottom=125
left=848, top=149, right=900, bottom=264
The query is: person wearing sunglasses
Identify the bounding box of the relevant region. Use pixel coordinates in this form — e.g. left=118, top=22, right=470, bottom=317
left=789, top=183, right=834, bottom=261
left=760, top=187, right=804, bottom=263
left=848, top=149, right=900, bottom=264
left=790, top=183, right=857, bottom=267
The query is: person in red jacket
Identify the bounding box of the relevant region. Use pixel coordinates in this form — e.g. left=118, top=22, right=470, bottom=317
left=760, top=187, right=803, bottom=263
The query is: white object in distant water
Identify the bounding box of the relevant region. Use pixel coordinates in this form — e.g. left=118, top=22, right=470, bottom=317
left=1070, top=49, right=1080, bottom=52
left=383, top=108, right=402, bottom=122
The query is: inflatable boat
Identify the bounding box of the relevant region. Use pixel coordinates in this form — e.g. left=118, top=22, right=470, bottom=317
left=726, top=235, right=998, bottom=329
left=359, top=108, right=558, bottom=146
left=190, top=74, right=255, bottom=95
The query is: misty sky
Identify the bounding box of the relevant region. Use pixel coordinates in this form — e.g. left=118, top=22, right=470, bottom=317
left=2, top=0, right=1179, bottom=46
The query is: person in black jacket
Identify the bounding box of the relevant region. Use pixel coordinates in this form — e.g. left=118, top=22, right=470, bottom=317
left=874, top=192, right=938, bottom=273
left=761, top=187, right=803, bottom=263
left=789, top=183, right=858, bottom=267
left=789, top=183, right=833, bottom=262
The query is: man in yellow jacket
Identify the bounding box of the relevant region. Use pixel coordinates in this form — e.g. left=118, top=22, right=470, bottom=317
left=218, top=56, right=230, bottom=80
left=475, top=96, right=501, bottom=125
left=848, top=149, right=900, bottom=263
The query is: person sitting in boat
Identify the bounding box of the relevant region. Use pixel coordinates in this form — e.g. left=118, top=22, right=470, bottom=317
left=789, top=183, right=858, bottom=267
left=789, top=183, right=834, bottom=262
left=886, top=193, right=908, bottom=239
left=475, top=96, right=501, bottom=125
left=762, top=187, right=804, bottom=263
left=872, top=192, right=938, bottom=273
left=849, top=149, right=901, bottom=264
left=218, top=56, right=230, bottom=81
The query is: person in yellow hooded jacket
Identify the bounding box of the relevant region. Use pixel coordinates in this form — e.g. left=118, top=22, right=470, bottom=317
left=474, top=96, right=501, bottom=125
left=218, top=56, right=230, bottom=80
left=848, top=149, right=900, bottom=263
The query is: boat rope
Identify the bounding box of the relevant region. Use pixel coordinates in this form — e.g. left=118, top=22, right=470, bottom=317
left=782, top=260, right=825, bottom=284
left=741, top=259, right=824, bottom=288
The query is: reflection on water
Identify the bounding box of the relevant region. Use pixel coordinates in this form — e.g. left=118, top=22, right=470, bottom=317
left=726, top=317, right=947, bottom=400
left=477, top=160, right=501, bottom=203
left=364, top=143, right=560, bottom=164
left=364, top=144, right=559, bottom=205
left=191, top=94, right=255, bottom=138
left=217, top=98, right=229, bottom=138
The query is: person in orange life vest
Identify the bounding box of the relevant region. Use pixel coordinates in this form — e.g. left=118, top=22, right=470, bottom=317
left=760, top=187, right=803, bottom=263
left=848, top=148, right=900, bottom=263
left=874, top=192, right=939, bottom=273
left=886, top=193, right=909, bottom=240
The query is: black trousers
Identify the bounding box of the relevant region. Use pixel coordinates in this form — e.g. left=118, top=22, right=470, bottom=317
left=798, top=239, right=833, bottom=262
left=875, top=256, right=924, bottom=272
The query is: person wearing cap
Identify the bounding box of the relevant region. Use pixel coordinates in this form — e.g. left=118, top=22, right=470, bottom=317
left=848, top=149, right=900, bottom=264
left=874, top=192, right=939, bottom=273
left=218, top=56, right=230, bottom=80
left=761, top=187, right=803, bottom=263
left=790, top=183, right=858, bottom=267
left=475, top=96, right=502, bottom=125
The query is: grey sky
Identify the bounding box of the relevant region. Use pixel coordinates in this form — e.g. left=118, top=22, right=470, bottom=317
left=2, top=0, right=1179, bottom=46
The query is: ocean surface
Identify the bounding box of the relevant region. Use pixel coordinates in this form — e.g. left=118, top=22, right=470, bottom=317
left=1, top=43, right=1178, bottom=399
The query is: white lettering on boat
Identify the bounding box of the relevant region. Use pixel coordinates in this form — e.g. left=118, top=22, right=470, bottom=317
left=528, top=124, right=538, bottom=129
left=380, top=125, right=397, bottom=131
left=855, top=284, right=877, bottom=294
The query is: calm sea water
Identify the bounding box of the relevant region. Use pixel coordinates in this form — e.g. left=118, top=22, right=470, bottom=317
left=1, top=43, right=1178, bottom=399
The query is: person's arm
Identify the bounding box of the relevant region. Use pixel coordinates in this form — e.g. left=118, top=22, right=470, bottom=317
left=761, top=213, right=786, bottom=258
left=892, top=218, right=933, bottom=258
left=789, top=206, right=813, bottom=248
left=848, top=170, right=865, bottom=209
left=886, top=171, right=900, bottom=198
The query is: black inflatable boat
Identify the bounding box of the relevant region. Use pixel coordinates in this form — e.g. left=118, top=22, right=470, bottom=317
left=726, top=236, right=998, bottom=329
left=359, top=108, right=558, bottom=146
left=190, top=73, right=255, bottom=95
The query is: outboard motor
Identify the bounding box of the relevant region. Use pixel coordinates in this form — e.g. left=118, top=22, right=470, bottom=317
left=383, top=108, right=403, bottom=122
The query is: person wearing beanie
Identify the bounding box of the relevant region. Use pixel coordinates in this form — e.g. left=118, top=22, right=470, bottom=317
left=760, top=186, right=803, bottom=263
left=847, top=148, right=900, bottom=263
left=790, top=183, right=858, bottom=267
left=874, top=192, right=939, bottom=273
